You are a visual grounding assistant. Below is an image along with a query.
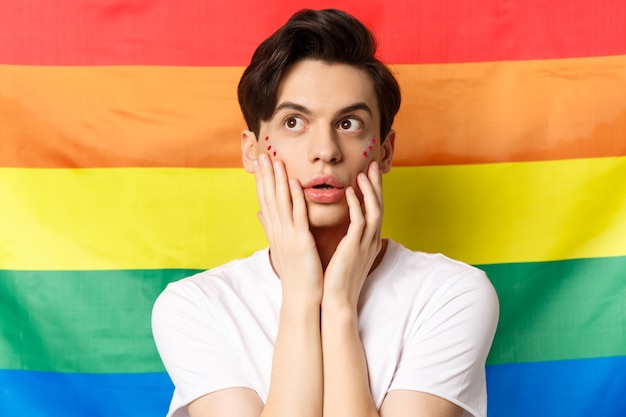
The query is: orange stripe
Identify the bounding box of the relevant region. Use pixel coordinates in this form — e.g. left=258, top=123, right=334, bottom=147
left=393, top=55, right=626, bottom=165
left=0, top=65, right=246, bottom=168
left=1, top=55, right=625, bottom=168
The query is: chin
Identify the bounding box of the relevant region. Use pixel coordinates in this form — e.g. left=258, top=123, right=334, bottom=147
left=306, top=204, right=350, bottom=229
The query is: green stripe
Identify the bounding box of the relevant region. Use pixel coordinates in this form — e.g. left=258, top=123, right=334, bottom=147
left=1, top=256, right=625, bottom=373
left=0, top=269, right=200, bottom=373
left=482, top=256, right=626, bottom=365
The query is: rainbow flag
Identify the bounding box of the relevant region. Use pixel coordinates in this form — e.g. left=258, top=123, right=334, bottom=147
left=1, top=1, right=625, bottom=415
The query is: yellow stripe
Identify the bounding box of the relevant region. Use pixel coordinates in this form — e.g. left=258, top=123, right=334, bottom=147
left=1, top=157, right=624, bottom=270
left=2, top=54, right=625, bottom=167
left=383, top=156, right=626, bottom=265
left=0, top=168, right=264, bottom=271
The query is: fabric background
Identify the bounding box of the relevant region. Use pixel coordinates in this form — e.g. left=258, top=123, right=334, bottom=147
left=1, top=0, right=625, bottom=416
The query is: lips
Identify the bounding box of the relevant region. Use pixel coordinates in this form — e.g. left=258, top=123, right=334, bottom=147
left=303, top=175, right=345, bottom=203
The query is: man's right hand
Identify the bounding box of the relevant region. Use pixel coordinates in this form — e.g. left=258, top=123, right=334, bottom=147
left=253, top=153, right=324, bottom=305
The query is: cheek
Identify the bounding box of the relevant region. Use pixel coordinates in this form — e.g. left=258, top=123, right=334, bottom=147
left=262, top=136, right=279, bottom=158
left=359, top=138, right=380, bottom=162
left=267, top=143, right=299, bottom=180
left=360, top=137, right=378, bottom=158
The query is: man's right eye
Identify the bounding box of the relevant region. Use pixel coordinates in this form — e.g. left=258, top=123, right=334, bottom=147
left=284, top=116, right=305, bottom=130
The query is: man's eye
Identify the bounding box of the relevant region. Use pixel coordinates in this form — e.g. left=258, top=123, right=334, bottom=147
left=285, top=116, right=305, bottom=130
left=338, top=118, right=362, bottom=132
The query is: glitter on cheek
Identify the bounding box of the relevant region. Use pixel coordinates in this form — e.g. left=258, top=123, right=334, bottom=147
left=362, top=138, right=377, bottom=157
left=264, top=136, right=278, bottom=157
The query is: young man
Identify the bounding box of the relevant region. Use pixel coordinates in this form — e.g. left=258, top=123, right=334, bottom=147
left=152, top=9, right=499, bottom=417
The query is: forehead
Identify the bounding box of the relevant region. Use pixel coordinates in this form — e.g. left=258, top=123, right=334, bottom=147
left=275, top=59, right=379, bottom=117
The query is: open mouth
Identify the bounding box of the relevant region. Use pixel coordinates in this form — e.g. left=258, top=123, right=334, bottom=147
left=313, top=184, right=334, bottom=190
left=304, top=177, right=344, bottom=203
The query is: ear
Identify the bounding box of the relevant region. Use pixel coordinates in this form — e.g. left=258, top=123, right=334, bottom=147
left=379, top=129, right=395, bottom=173
left=241, top=129, right=258, bottom=173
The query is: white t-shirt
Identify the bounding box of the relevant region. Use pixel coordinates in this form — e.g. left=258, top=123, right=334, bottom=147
left=152, top=240, right=499, bottom=417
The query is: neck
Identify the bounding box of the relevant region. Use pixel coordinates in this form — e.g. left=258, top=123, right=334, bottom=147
left=310, top=225, right=388, bottom=273
left=310, top=225, right=347, bottom=271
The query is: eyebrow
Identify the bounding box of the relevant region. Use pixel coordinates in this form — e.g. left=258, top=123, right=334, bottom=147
left=336, top=102, right=373, bottom=118
left=272, top=101, right=373, bottom=118
left=272, top=102, right=312, bottom=117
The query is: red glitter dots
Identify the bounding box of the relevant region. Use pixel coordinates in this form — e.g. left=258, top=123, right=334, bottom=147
left=362, top=138, right=377, bottom=157
left=264, top=136, right=278, bottom=157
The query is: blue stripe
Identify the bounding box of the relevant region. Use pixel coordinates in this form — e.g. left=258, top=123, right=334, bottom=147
left=2, top=357, right=625, bottom=417
left=486, top=356, right=626, bottom=417
left=0, top=370, right=173, bottom=417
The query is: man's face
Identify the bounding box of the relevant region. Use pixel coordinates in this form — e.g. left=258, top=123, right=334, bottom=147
left=245, top=59, right=394, bottom=229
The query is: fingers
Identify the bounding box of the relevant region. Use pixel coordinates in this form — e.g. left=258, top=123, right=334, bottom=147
left=343, top=163, right=384, bottom=248
left=253, top=154, right=291, bottom=226
left=356, top=163, right=383, bottom=238
left=345, top=186, right=365, bottom=237
left=253, top=154, right=271, bottom=206
left=253, top=154, right=310, bottom=237
left=324, top=162, right=384, bottom=307
left=253, top=154, right=321, bottom=290
left=367, top=161, right=384, bottom=210
left=289, top=178, right=308, bottom=230
left=272, top=158, right=292, bottom=216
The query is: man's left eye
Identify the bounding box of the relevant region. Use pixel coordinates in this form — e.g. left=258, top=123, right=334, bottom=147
left=338, top=118, right=362, bottom=131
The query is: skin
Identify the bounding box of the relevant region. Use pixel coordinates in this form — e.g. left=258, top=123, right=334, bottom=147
left=188, top=59, right=464, bottom=417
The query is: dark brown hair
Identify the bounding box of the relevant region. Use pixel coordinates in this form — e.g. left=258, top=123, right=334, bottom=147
left=237, top=9, right=401, bottom=140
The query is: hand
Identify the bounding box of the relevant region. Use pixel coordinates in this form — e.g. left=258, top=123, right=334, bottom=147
left=322, top=161, right=384, bottom=309
left=253, top=154, right=324, bottom=304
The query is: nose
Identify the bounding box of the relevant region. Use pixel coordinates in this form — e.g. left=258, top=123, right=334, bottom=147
left=308, top=127, right=342, bottom=164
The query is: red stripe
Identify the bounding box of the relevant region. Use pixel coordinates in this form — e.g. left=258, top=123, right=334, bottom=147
left=1, top=0, right=625, bottom=66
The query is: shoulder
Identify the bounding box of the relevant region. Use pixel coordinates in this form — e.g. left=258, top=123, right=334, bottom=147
left=361, top=242, right=498, bottom=415
left=151, top=250, right=274, bottom=416
left=375, top=240, right=497, bottom=299
left=159, top=248, right=269, bottom=297
left=364, top=240, right=499, bottom=335
left=371, top=243, right=498, bottom=417
left=152, top=248, right=274, bottom=322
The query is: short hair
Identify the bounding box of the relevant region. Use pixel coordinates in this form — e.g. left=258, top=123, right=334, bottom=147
left=237, top=9, right=401, bottom=140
